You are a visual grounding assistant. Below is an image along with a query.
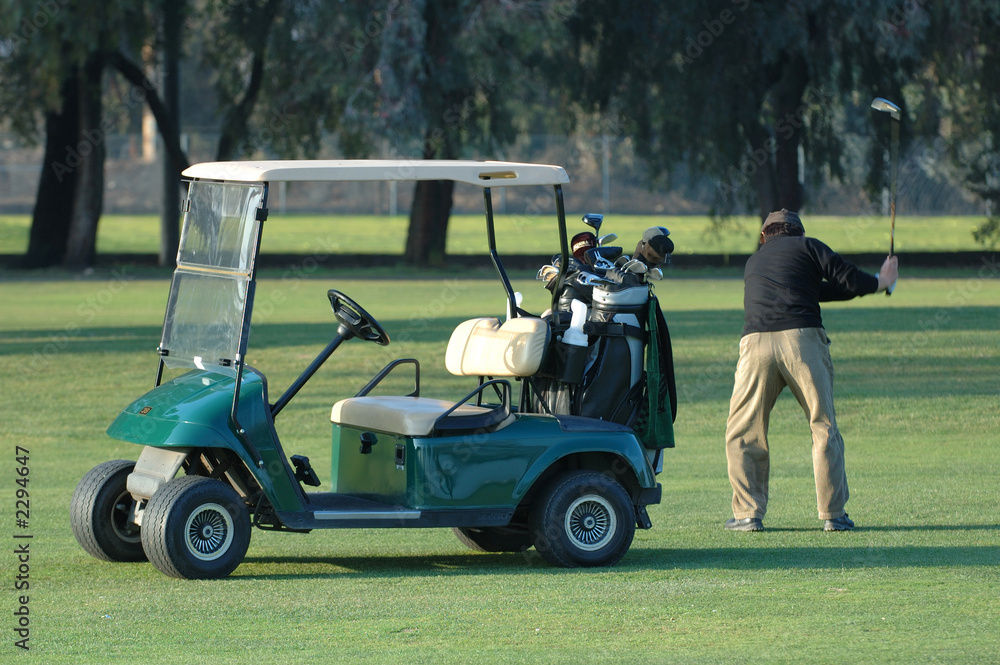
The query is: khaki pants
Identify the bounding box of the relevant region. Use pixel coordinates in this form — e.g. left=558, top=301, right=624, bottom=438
left=725, top=328, right=849, bottom=521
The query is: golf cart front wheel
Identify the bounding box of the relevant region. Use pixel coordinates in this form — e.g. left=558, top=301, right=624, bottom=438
left=141, top=475, right=250, bottom=580
left=70, top=460, right=146, bottom=562
left=529, top=471, right=635, bottom=568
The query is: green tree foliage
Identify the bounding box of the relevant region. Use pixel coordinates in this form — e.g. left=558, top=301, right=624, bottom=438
left=919, top=2, right=1000, bottom=247
left=560, top=0, right=932, bottom=221
left=1, top=0, right=147, bottom=268
left=337, top=0, right=572, bottom=265
left=1, top=0, right=366, bottom=267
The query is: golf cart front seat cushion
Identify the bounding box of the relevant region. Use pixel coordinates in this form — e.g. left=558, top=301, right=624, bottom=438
left=331, top=396, right=505, bottom=437
left=331, top=317, right=548, bottom=436
left=445, top=316, right=548, bottom=377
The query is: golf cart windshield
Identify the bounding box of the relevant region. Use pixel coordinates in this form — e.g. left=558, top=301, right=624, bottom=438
left=158, top=159, right=570, bottom=379
left=159, top=181, right=265, bottom=375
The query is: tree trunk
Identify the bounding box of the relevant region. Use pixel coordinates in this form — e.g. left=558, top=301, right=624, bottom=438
left=24, top=74, right=81, bottom=268
left=746, top=120, right=778, bottom=221
left=160, top=0, right=184, bottom=267
left=62, top=55, right=106, bottom=270
left=214, top=0, right=280, bottom=162
left=405, top=178, right=454, bottom=267
left=108, top=51, right=189, bottom=174
left=771, top=55, right=808, bottom=213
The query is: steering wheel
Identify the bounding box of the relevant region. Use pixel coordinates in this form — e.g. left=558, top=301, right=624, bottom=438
left=327, top=289, right=390, bottom=346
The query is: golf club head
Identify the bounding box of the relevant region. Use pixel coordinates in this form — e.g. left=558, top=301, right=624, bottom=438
left=648, top=267, right=664, bottom=281
left=582, top=213, right=604, bottom=235
left=871, top=97, right=901, bottom=121
left=583, top=247, right=616, bottom=272
left=594, top=245, right=622, bottom=262
left=597, top=233, right=618, bottom=246
left=622, top=259, right=648, bottom=275
left=536, top=265, right=558, bottom=282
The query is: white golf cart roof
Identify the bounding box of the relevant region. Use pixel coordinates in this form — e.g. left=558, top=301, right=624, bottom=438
left=182, top=159, right=570, bottom=187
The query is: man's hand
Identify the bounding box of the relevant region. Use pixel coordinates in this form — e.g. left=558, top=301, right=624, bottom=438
left=877, top=255, right=899, bottom=292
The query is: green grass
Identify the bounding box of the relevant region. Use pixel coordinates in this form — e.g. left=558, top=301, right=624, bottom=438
left=0, top=213, right=990, bottom=257
left=1, top=268, right=998, bottom=663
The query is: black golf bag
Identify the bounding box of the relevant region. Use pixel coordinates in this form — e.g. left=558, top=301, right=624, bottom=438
left=529, top=266, right=676, bottom=449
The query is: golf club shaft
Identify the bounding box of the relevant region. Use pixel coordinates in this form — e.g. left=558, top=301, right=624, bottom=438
left=887, top=117, right=898, bottom=295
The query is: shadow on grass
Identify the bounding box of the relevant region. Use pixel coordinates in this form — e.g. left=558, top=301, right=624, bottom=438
left=237, top=538, right=999, bottom=580
left=237, top=551, right=553, bottom=580
left=6, top=305, right=999, bottom=356
left=632, top=543, right=1000, bottom=570
left=0, top=318, right=465, bottom=356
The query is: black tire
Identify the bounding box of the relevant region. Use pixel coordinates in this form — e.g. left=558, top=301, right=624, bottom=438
left=141, top=475, right=251, bottom=580
left=529, top=471, right=636, bottom=568
left=70, top=460, right=147, bottom=562
left=452, top=526, right=532, bottom=553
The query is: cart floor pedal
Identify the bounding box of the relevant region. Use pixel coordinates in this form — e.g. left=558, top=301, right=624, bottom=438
left=291, top=455, right=321, bottom=487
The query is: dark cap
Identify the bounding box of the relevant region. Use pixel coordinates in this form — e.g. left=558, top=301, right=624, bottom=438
left=761, top=209, right=804, bottom=233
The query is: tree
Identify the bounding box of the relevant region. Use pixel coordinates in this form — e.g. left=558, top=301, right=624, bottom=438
left=339, top=1, right=569, bottom=266
left=1, top=0, right=160, bottom=268
left=2, top=0, right=356, bottom=268
left=558, top=0, right=927, bottom=222
left=918, top=2, right=1000, bottom=248
left=21, top=74, right=80, bottom=268
left=62, top=53, right=107, bottom=269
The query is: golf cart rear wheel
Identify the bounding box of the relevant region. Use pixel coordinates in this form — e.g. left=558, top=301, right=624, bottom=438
left=141, top=475, right=250, bottom=580
left=70, top=460, right=147, bottom=562
left=529, top=471, right=635, bottom=568
left=452, top=526, right=532, bottom=553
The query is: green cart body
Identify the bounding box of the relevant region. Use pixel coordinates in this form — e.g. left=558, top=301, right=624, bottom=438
left=71, top=160, right=666, bottom=579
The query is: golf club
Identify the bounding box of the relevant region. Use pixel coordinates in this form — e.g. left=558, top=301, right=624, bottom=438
left=597, top=233, right=618, bottom=246
left=582, top=213, right=604, bottom=235
left=536, top=264, right=558, bottom=282
left=621, top=259, right=648, bottom=275
left=871, top=96, right=900, bottom=296
left=583, top=247, right=617, bottom=272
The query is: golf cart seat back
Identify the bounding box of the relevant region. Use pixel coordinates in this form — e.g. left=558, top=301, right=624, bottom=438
left=445, top=317, right=548, bottom=377
left=331, top=316, right=549, bottom=437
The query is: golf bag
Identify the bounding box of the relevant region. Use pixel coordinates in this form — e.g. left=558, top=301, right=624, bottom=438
left=529, top=268, right=676, bottom=449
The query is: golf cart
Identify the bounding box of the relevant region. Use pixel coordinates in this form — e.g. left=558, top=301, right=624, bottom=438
left=71, top=160, right=668, bottom=579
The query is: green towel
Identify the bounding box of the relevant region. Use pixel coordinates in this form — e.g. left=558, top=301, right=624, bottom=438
left=638, top=294, right=676, bottom=449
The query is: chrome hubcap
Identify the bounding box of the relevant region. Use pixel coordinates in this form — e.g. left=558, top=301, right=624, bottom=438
left=184, top=503, right=234, bottom=561
left=565, top=495, right=617, bottom=551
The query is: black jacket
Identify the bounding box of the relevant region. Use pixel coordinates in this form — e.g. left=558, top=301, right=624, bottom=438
left=742, top=235, right=879, bottom=336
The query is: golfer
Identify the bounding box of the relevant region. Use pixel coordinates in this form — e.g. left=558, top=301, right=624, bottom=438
left=724, top=209, right=898, bottom=532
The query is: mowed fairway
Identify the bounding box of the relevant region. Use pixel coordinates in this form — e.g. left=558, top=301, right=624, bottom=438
left=1, top=265, right=998, bottom=664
